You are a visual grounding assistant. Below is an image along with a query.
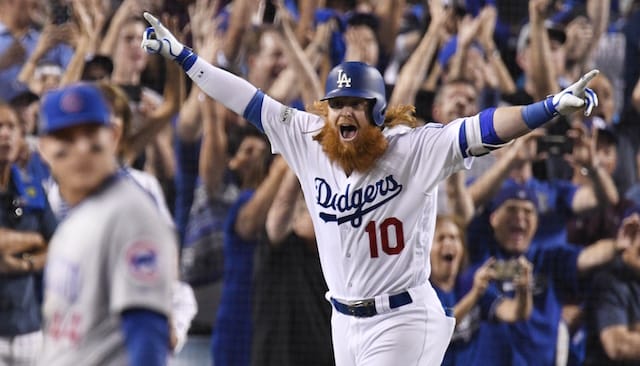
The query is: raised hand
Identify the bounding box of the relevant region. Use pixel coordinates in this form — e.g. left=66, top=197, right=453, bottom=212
left=617, top=212, right=640, bottom=252
left=141, top=12, right=192, bottom=65
left=552, top=69, right=599, bottom=117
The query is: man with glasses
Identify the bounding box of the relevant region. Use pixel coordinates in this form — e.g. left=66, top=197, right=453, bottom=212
left=142, top=12, right=599, bottom=365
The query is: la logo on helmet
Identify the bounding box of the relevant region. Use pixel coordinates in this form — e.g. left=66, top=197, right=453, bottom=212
left=337, top=70, right=351, bottom=88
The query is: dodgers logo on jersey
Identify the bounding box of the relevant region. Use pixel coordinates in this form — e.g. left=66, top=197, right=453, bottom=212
left=315, top=175, right=403, bottom=227
left=337, top=70, right=351, bottom=88
left=126, top=241, right=159, bottom=282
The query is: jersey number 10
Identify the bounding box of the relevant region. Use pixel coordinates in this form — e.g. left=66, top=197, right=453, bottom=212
left=365, top=217, right=405, bottom=258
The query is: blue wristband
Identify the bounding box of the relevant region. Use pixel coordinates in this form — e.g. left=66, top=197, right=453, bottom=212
left=521, top=96, right=558, bottom=129
left=174, top=47, right=198, bottom=72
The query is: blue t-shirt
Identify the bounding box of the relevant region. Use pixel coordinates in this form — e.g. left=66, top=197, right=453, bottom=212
left=470, top=243, right=582, bottom=366
left=0, top=23, right=74, bottom=102
left=212, top=189, right=258, bottom=366
left=435, top=280, right=501, bottom=366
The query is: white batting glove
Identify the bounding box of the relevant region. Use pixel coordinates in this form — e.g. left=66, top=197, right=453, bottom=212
left=551, top=69, right=599, bottom=117
left=141, top=12, right=197, bottom=70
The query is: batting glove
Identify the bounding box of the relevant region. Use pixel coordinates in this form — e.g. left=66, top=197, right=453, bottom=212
left=550, top=69, right=599, bottom=117
left=141, top=12, right=197, bottom=71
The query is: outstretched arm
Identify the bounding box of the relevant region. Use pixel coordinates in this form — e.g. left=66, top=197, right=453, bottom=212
left=492, top=69, right=598, bottom=142
left=141, top=12, right=260, bottom=128
left=457, top=70, right=598, bottom=158
left=140, top=11, right=599, bottom=152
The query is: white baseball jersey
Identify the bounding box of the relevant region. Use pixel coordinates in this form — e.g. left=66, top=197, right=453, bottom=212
left=39, top=176, right=177, bottom=366
left=260, top=95, right=472, bottom=301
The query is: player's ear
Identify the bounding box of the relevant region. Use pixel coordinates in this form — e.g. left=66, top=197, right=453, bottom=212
left=110, top=120, right=123, bottom=147
left=37, top=137, right=53, bottom=166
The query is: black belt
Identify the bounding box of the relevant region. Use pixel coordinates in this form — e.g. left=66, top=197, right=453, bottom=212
left=331, top=291, right=413, bottom=318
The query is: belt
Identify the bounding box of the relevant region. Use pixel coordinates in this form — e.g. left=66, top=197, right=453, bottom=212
left=330, top=291, right=413, bottom=318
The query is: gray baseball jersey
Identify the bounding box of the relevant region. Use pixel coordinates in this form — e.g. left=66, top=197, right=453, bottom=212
left=40, top=176, right=177, bottom=366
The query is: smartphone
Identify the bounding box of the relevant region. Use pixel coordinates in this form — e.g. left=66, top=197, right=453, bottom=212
left=537, top=134, right=573, bottom=156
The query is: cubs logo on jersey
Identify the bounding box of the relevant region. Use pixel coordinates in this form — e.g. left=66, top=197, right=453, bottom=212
left=126, top=241, right=160, bottom=282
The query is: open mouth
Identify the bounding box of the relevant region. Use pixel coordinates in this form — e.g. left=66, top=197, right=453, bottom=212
left=442, top=254, right=455, bottom=262
left=340, top=125, right=358, bottom=141
left=509, top=226, right=528, bottom=240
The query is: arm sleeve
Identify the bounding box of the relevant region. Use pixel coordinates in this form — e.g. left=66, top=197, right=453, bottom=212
left=121, top=309, right=169, bottom=366
left=185, top=57, right=258, bottom=121
left=405, top=120, right=473, bottom=192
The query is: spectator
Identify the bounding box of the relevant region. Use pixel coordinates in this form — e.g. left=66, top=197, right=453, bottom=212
left=0, top=103, right=56, bottom=365
left=584, top=209, right=640, bottom=366
left=431, top=215, right=533, bottom=366
left=251, top=163, right=334, bottom=366
left=469, top=181, right=626, bottom=366
left=431, top=79, right=479, bottom=224
left=211, top=146, right=287, bottom=366
left=509, top=1, right=567, bottom=104
left=0, top=0, right=73, bottom=102
left=466, top=122, right=618, bottom=263
left=567, top=125, right=633, bottom=246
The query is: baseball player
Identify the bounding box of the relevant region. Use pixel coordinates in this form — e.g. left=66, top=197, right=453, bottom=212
left=141, top=12, right=598, bottom=365
left=36, top=83, right=177, bottom=366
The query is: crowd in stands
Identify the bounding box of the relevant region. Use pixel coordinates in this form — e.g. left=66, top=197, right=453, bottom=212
left=1, top=0, right=640, bottom=365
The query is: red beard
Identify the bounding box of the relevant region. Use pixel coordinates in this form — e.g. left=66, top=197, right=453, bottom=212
left=313, top=122, right=388, bottom=174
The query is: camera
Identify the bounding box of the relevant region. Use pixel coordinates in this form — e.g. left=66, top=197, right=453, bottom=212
left=491, top=259, right=522, bottom=281
left=537, top=134, right=573, bottom=156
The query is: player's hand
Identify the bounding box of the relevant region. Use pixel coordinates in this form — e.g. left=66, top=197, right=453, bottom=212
left=141, top=12, right=185, bottom=60
left=552, top=69, right=599, bottom=117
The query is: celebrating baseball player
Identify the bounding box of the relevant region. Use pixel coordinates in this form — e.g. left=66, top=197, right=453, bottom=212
left=37, top=83, right=177, bottom=366
left=141, top=11, right=598, bottom=365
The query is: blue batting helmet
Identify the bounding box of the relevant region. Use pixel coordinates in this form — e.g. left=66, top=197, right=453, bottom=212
left=322, top=61, right=387, bottom=126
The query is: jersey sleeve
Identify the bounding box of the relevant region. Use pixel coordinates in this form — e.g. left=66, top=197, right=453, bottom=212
left=108, top=195, right=177, bottom=317
left=404, top=118, right=473, bottom=192
left=259, top=95, right=324, bottom=174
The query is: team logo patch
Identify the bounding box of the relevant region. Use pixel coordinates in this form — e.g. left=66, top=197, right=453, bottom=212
left=279, top=106, right=294, bottom=124
left=60, top=91, right=84, bottom=113
left=337, top=70, right=351, bottom=88
left=126, top=241, right=159, bottom=282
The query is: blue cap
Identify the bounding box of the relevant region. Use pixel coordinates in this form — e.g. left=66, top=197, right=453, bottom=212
left=490, top=181, right=539, bottom=213
left=39, top=83, right=110, bottom=135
